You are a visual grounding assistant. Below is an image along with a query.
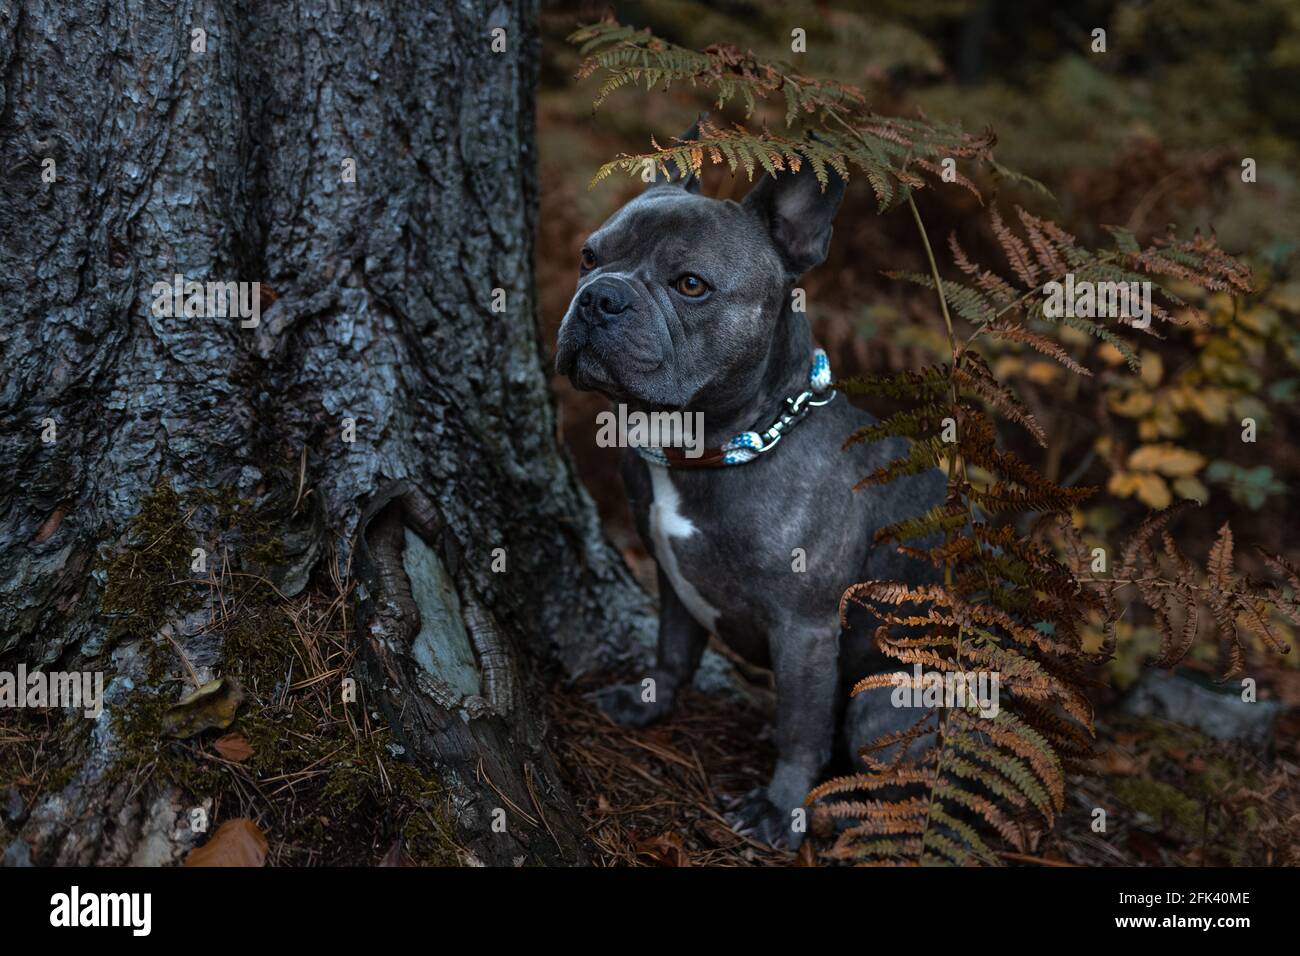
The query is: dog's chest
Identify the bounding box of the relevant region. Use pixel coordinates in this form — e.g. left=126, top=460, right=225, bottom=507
left=646, top=468, right=722, bottom=631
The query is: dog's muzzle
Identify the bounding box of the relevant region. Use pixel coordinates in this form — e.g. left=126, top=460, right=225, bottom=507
left=556, top=276, right=638, bottom=378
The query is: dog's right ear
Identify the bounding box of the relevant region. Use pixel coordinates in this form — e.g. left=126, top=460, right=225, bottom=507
left=643, top=116, right=704, bottom=194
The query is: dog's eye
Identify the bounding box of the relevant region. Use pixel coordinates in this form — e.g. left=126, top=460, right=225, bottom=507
left=674, top=274, right=708, bottom=298
left=580, top=247, right=597, bottom=270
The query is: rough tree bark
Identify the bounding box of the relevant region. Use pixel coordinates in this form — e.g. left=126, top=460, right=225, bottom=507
left=0, top=0, right=654, bottom=865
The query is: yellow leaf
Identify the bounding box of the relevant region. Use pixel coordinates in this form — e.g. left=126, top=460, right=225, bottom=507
left=1108, top=470, right=1171, bottom=508
left=992, top=356, right=1024, bottom=380
left=1107, top=471, right=1140, bottom=499
left=1024, top=361, right=1061, bottom=385
left=1097, top=342, right=1126, bottom=366
left=1189, top=388, right=1231, bottom=424
left=1060, top=324, right=1090, bottom=348
left=1140, top=404, right=1184, bottom=440
left=1109, top=390, right=1153, bottom=417
left=1133, top=473, right=1172, bottom=509
left=1126, top=443, right=1205, bottom=477
left=1139, top=351, right=1163, bottom=387
left=1173, top=476, right=1209, bottom=503
left=1237, top=306, right=1277, bottom=335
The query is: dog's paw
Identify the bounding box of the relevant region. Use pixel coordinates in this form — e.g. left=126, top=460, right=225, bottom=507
left=726, top=788, right=803, bottom=850
left=591, top=681, right=671, bottom=728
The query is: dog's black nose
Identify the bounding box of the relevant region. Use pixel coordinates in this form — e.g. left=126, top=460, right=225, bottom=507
left=578, top=278, right=632, bottom=322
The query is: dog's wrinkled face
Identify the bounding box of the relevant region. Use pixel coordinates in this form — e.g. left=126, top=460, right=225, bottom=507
left=556, top=188, right=783, bottom=407
left=556, top=134, right=846, bottom=409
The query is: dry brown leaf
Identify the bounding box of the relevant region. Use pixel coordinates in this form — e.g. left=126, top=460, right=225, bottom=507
left=1099, top=748, right=1141, bottom=776
left=635, top=831, right=690, bottom=867
left=213, top=731, right=254, bottom=762
left=162, top=677, right=244, bottom=739
left=185, top=818, right=268, bottom=867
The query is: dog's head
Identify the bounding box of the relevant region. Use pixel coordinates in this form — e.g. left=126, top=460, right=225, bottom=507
left=555, top=123, right=846, bottom=409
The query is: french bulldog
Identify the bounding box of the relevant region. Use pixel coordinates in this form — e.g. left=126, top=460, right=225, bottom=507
left=555, top=126, right=946, bottom=848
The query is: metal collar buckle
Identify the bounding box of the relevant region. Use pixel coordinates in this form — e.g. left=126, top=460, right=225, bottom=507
left=754, top=388, right=837, bottom=453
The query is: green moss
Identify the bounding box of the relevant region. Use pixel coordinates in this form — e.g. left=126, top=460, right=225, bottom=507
left=106, top=688, right=225, bottom=795
left=97, top=477, right=460, bottom=865
left=189, top=485, right=286, bottom=573
left=1112, top=778, right=1203, bottom=832
left=98, top=480, right=203, bottom=681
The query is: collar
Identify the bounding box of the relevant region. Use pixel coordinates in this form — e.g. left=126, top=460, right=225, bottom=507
left=636, top=349, right=836, bottom=468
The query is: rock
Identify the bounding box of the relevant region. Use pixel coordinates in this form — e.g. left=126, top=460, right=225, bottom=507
left=1120, top=670, right=1282, bottom=751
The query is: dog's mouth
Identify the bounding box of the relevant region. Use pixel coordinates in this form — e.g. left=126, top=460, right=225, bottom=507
left=555, top=308, right=669, bottom=403
left=568, top=353, right=611, bottom=392
left=557, top=343, right=618, bottom=394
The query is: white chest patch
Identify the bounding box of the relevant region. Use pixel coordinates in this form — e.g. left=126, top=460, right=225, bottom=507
left=648, top=467, right=721, bottom=632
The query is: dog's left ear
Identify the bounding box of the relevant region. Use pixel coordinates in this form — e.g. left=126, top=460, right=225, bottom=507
left=644, top=117, right=705, bottom=194
left=742, top=149, right=847, bottom=276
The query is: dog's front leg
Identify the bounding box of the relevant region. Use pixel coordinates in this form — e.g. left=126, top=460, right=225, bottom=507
left=595, top=566, right=708, bottom=727
left=733, top=620, right=839, bottom=848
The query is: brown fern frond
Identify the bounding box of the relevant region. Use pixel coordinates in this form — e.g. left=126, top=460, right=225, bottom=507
left=805, top=768, right=933, bottom=804
left=1016, top=207, right=1071, bottom=276
left=933, top=784, right=1026, bottom=851
left=949, top=233, right=1020, bottom=306
left=853, top=436, right=949, bottom=490
left=1207, top=522, right=1235, bottom=590
left=953, top=359, right=1046, bottom=446
left=990, top=207, right=1040, bottom=287
left=983, top=320, right=1091, bottom=376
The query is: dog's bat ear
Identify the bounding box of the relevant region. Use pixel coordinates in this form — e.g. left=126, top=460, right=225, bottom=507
left=644, top=115, right=705, bottom=194
left=741, top=139, right=847, bottom=276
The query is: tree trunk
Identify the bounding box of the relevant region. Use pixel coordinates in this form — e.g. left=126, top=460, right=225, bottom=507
left=0, top=0, right=653, bottom=866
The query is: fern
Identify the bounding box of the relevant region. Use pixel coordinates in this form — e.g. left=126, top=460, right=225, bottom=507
left=569, top=17, right=1018, bottom=211
left=813, top=212, right=1271, bottom=867
left=1084, top=505, right=1297, bottom=679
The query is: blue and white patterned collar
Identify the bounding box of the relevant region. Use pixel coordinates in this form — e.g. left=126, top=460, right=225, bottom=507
left=636, top=349, right=836, bottom=468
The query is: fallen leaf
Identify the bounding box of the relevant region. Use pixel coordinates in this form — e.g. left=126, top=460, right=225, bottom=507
left=636, top=831, right=690, bottom=867
left=1099, top=748, right=1141, bottom=776
left=162, top=677, right=244, bottom=739
left=213, top=732, right=254, bottom=762
left=185, top=818, right=268, bottom=867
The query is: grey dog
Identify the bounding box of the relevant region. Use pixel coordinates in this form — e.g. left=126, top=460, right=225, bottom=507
left=556, top=127, right=945, bottom=847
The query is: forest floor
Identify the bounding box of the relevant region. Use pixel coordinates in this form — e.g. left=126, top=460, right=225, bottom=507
left=549, top=666, right=1300, bottom=867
